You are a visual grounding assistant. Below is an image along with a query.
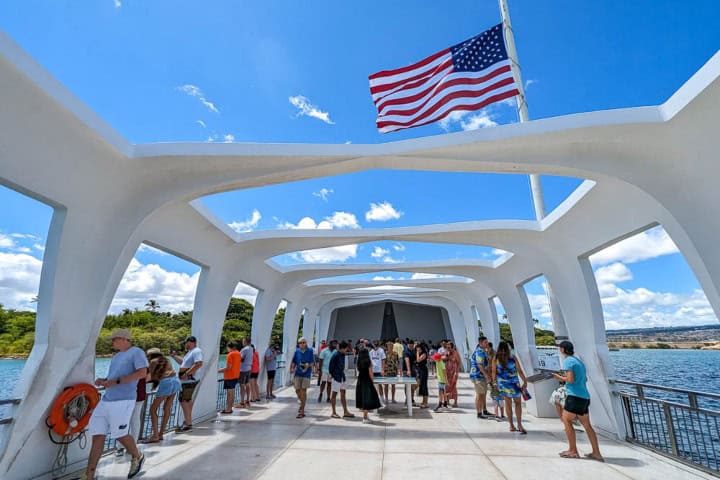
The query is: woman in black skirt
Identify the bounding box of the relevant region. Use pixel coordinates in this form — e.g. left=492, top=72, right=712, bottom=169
left=415, top=342, right=429, bottom=408
left=355, top=348, right=382, bottom=423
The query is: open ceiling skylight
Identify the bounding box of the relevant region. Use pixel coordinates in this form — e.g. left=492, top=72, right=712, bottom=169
left=197, top=170, right=585, bottom=236
left=269, top=240, right=509, bottom=267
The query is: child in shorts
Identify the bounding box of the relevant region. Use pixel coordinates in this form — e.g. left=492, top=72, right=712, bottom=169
left=433, top=353, right=447, bottom=412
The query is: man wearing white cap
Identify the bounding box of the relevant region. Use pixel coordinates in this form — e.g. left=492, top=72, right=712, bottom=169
left=79, top=329, right=148, bottom=480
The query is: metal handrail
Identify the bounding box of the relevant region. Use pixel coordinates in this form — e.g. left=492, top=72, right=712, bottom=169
left=611, top=379, right=720, bottom=402
left=613, top=379, right=720, bottom=475
left=0, top=399, right=21, bottom=406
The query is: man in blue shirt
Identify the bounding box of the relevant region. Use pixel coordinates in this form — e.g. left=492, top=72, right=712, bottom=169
left=328, top=341, right=354, bottom=418
left=469, top=336, right=491, bottom=418
left=552, top=340, right=604, bottom=462
left=290, top=337, right=314, bottom=418
left=83, top=329, right=148, bottom=480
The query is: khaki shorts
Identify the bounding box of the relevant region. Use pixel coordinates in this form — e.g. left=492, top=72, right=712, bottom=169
left=293, top=376, right=311, bottom=390
left=180, top=381, right=198, bottom=402
left=472, top=379, right=488, bottom=395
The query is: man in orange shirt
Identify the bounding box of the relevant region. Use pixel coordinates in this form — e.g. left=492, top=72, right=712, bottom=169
left=218, top=341, right=240, bottom=414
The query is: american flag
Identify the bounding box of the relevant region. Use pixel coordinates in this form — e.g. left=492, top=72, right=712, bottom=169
left=369, top=23, right=520, bottom=133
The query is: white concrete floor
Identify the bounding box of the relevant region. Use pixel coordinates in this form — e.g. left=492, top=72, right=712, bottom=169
left=70, top=376, right=713, bottom=480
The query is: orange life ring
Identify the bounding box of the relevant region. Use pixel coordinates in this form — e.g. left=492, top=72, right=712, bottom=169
left=47, top=383, right=100, bottom=436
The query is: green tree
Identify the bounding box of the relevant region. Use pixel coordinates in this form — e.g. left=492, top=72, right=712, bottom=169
left=144, top=299, right=160, bottom=312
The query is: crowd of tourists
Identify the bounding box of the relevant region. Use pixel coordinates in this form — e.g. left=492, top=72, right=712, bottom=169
left=75, top=329, right=602, bottom=478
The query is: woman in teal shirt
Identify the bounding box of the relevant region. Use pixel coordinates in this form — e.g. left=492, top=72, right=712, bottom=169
left=552, top=340, right=604, bottom=462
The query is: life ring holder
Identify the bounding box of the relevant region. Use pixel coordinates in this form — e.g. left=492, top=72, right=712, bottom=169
left=46, top=383, right=100, bottom=444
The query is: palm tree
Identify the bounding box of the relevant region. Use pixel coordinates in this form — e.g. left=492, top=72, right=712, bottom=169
left=145, top=299, right=160, bottom=312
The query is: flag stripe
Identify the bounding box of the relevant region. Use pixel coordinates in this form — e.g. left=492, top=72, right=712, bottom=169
left=377, top=62, right=512, bottom=116
left=374, top=61, right=455, bottom=109
left=377, top=86, right=519, bottom=132
left=377, top=75, right=516, bottom=126
left=369, top=48, right=450, bottom=84
left=370, top=55, right=452, bottom=100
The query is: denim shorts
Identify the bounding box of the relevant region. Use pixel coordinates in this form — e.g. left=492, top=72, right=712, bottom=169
left=438, top=382, right=446, bottom=391
left=156, top=376, right=181, bottom=397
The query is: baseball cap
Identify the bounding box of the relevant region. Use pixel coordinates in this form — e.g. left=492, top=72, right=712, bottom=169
left=146, top=347, right=162, bottom=356
left=110, top=329, right=131, bottom=340
left=184, top=336, right=197, bottom=343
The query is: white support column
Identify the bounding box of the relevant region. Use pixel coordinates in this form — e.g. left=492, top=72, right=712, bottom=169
left=317, top=304, right=333, bottom=346
left=546, top=283, right=569, bottom=340
left=462, top=303, right=480, bottom=350
left=479, top=299, right=501, bottom=347
left=496, top=286, right=537, bottom=377
left=250, top=290, right=283, bottom=395
left=188, top=266, right=237, bottom=423
left=545, top=259, right=624, bottom=436
left=281, top=303, right=304, bottom=386
left=446, top=306, right=469, bottom=370
left=0, top=208, right=143, bottom=480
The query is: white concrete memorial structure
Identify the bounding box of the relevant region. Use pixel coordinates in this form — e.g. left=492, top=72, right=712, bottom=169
left=1, top=29, right=719, bottom=479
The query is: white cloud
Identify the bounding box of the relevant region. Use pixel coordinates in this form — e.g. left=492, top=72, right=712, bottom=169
left=410, top=273, right=451, bottom=280
left=591, top=226, right=679, bottom=265
left=393, top=243, right=405, bottom=252
left=525, top=79, right=538, bottom=90
left=109, top=258, right=200, bottom=313
left=176, top=84, right=219, bottom=113
left=0, top=252, right=42, bottom=310
left=288, top=95, right=334, bottom=124
left=280, top=212, right=359, bottom=263
left=228, top=209, right=262, bottom=233
left=223, top=134, right=235, bottom=143
left=113, top=0, right=121, bottom=7
left=0, top=234, right=15, bottom=249
left=33, top=244, right=45, bottom=252
left=382, top=256, right=401, bottom=264
left=137, top=244, right=169, bottom=256
left=312, top=188, right=334, bottom=201
left=365, top=201, right=403, bottom=222
left=439, top=109, right=498, bottom=132
left=593, top=260, right=716, bottom=329
left=373, top=275, right=396, bottom=281
left=196, top=120, right=206, bottom=128
left=371, top=247, right=389, bottom=259
left=233, top=282, right=258, bottom=305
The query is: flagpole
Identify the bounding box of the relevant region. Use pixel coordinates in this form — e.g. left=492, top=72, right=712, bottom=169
left=498, top=0, right=546, bottom=220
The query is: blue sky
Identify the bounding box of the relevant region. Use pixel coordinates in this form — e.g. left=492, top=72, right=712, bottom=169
left=1, top=1, right=719, bottom=329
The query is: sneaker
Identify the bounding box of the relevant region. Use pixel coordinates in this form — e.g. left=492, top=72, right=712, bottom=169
left=178, top=423, right=192, bottom=432
left=483, top=410, right=492, bottom=416
left=127, top=453, right=145, bottom=479
left=433, top=406, right=442, bottom=412
left=477, top=412, right=487, bottom=419
left=115, top=447, right=125, bottom=457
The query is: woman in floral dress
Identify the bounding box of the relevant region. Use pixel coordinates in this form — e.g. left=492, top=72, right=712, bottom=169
left=492, top=341, right=528, bottom=433
left=444, top=342, right=461, bottom=407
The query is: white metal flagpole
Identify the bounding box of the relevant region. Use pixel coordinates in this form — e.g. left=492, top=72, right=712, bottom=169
left=498, top=0, right=546, bottom=220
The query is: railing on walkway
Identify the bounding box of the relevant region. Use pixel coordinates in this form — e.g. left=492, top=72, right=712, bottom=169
left=0, top=398, right=21, bottom=426
left=106, top=367, right=286, bottom=452
left=612, top=379, right=720, bottom=475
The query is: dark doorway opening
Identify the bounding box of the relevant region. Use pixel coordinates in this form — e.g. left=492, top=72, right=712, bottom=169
left=381, top=302, right=399, bottom=340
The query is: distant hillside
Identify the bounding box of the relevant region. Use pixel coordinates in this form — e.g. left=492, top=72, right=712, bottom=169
left=606, top=324, right=720, bottom=336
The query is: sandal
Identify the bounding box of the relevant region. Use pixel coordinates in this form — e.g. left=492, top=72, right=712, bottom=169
left=296, top=412, right=305, bottom=418
left=343, top=413, right=356, bottom=418
left=519, top=427, right=527, bottom=434
left=584, top=453, right=605, bottom=462
left=142, top=436, right=161, bottom=444
left=509, top=426, right=517, bottom=432
left=330, top=413, right=341, bottom=419
left=219, top=410, right=233, bottom=415
left=559, top=451, right=580, bottom=459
